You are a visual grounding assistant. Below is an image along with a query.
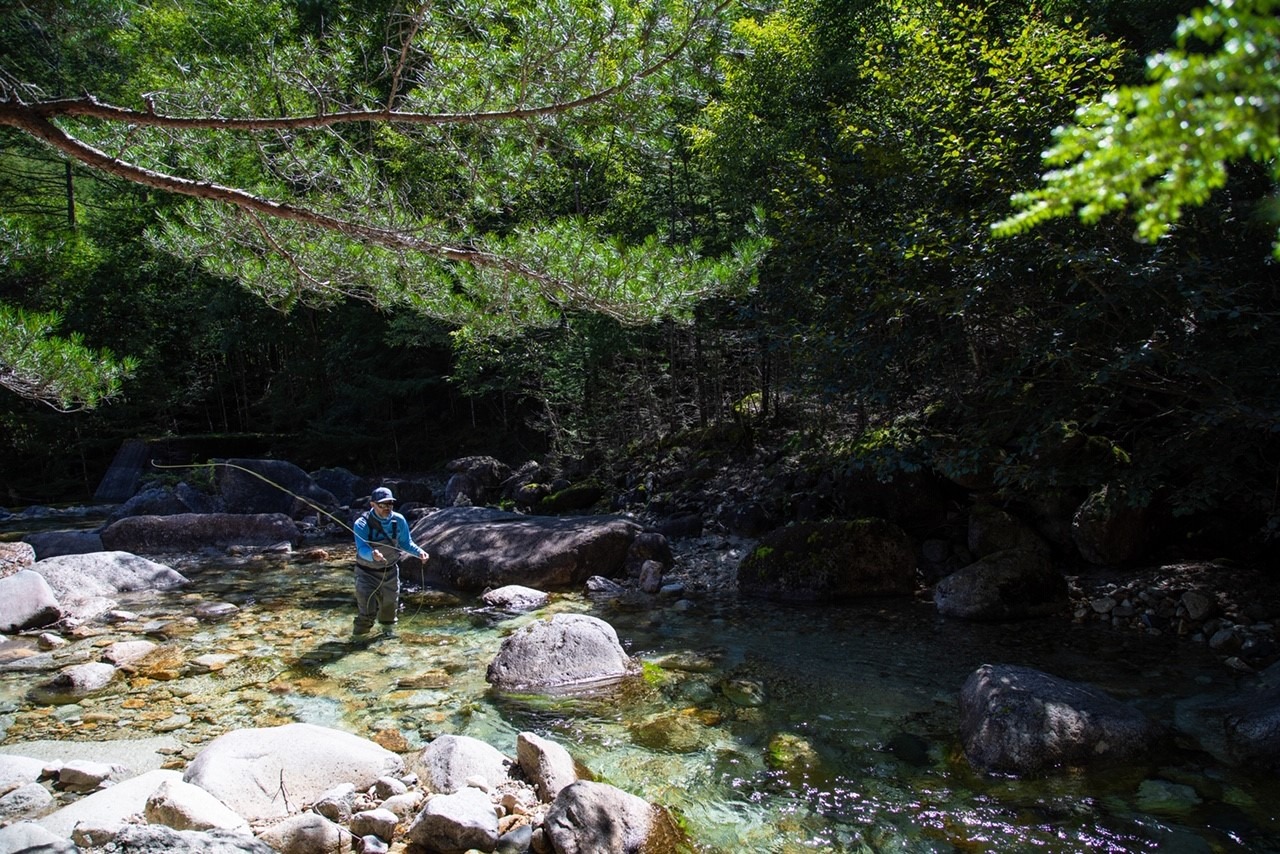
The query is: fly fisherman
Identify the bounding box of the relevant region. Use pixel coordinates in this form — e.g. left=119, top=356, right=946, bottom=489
left=352, top=486, right=429, bottom=639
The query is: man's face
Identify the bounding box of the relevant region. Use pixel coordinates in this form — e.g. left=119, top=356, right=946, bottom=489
left=372, top=501, right=393, bottom=518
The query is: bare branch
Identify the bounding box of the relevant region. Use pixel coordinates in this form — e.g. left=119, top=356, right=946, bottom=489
left=388, top=4, right=431, bottom=111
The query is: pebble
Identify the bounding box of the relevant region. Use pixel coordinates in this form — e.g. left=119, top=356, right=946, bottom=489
left=154, top=714, right=192, bottom=732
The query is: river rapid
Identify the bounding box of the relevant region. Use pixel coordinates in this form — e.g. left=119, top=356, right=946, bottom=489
left=1, top=540, right=1278, bottom=853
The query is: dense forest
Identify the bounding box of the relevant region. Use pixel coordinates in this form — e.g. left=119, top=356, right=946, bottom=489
left=1, top=0, right=1277, bottom=557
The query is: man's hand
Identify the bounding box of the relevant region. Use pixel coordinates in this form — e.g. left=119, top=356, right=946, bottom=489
left=372, top=549, right=385, bottom=562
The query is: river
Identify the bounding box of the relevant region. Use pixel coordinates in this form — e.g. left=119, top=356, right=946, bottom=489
left=1, top=537, right=1277, bottom=852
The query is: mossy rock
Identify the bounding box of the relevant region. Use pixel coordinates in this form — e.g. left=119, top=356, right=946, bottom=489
left=766, top=732, right=822, bottom=774
left=737, top=519, right=916, bottom=602
left=628, top=710, right=710, bottom=753
left=536, top=481, right=606, bottom=514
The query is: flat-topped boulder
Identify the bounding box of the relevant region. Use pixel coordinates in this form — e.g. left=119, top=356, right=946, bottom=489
left=409, top=506, right=643, bottom=591
left=100, top=513, right=299, bottom=552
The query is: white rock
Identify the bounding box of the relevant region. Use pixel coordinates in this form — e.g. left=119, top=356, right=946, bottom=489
left=144, top=777, right=251, bottom=833
left=37, top=768, right=183, bottom=838
left=256, top=812, right=347, bottom=854
left=517, top=731, right=578, bottom=801
left=413, top=734, right=514, bottom=794
left=57, top=759, right=128, bottom=793
left=182, top=723, right=404, bottom=823
left=350, top=806, right=398, bottom=841
left=0, top=754, right=48, bottom=790
left=0, top=782, right=54, bottom=822
left=101, top=639, right=158, bottom=667
left=405, top=787, right=500, bottom=851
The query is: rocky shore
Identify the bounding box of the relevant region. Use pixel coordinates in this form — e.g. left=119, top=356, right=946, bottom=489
left=0, top=724, right=680, bottom=854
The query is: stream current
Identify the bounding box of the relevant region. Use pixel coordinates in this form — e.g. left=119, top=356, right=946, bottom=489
left=1, top=544, right=1277, bottom=853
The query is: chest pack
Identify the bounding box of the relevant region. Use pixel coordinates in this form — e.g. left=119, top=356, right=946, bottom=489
left=363, top=511, right=399, bottom=544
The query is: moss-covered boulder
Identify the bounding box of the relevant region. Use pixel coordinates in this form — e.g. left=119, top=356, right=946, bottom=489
left=537, top=482, right=606, bottom=514
left=736, top=519, right=917, bottom=602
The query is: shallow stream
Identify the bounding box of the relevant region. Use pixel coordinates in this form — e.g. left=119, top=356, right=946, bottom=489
left=1, top=545, right=1278, bottom=852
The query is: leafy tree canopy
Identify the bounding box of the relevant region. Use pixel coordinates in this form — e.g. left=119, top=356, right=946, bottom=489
left=993, top=0, right=1280, bottom=255
left=0, top=0, right=764, bottom=407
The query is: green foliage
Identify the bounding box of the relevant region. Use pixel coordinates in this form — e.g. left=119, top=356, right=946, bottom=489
left=0, top=303, right=136, bottom=411
left=994, top=0, right=1280, bottom=256
left=3, top=0, right=757, bottom=344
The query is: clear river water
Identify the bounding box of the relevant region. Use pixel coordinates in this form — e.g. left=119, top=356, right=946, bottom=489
left=1, top=539, right=1278, bottom=853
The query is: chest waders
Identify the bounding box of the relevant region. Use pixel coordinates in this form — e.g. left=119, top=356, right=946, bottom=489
left=353, top=511, right=401, bottom=636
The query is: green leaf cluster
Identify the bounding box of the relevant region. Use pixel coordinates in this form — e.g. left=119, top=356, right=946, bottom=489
left=994, top=0, right=1280, bottom=256
left=0, top=303, right=136, bottom=411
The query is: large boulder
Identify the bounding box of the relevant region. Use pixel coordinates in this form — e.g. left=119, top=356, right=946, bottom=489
left=309, top=467, right=363, bottom=507
left=104, top=483, right=217, bottom=525
left=100, top=513, right=299, bottom=552
left=215, top=458, right=337, bottom=517
left=29, top=551, right=188, bottom=624
left=486, top=613, right=634, bottom=691
left=543, top=781, right=686, bottom=854
left=1176, top=662, right=1280, bottom=770
left=409, top=507, right=642, bottom=591
left=443, top=455, right=512, bottom=507
left=23, top=530, right=105, bottom=559
left=967, top=504, right=1050, bottom=559
left=31, top=551, right=187, bottom=601
left=1072, top=484, right=1153, bottom=565
left=182, top=723, right=404, bottom=823
left=0, top=570, right=62, bottom=632
left=736, top=519, right=917, bottom=602
left=933, top=549, right=1069, bottom=621
left=960, top=664, right=1163, bottom=775
left=1224, top=686, right=1280, bottom=771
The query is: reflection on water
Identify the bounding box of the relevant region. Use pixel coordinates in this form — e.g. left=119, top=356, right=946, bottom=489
left=1, top=547, right=1277, bottom=853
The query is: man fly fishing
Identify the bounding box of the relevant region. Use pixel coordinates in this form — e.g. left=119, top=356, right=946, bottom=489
left=352, top=486, right=429, bottom=639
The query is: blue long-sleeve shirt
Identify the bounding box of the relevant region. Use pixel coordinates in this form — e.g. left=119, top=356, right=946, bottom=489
left=354, top=510, right=427, bottom=569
